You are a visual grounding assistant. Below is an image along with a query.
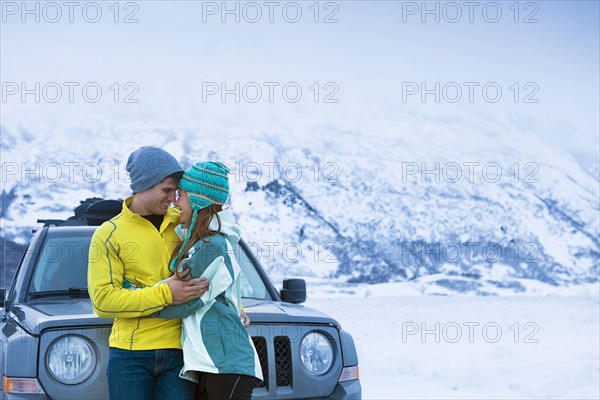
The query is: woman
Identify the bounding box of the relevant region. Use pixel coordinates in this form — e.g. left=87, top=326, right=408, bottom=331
left=153, top=161, right=263, bottom=400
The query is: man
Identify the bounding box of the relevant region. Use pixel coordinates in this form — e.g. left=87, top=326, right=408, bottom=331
left=88, top=146, right=208, bottom=400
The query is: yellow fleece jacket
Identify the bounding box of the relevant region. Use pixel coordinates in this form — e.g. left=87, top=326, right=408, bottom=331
left=88, top=197, right=182, bottom=350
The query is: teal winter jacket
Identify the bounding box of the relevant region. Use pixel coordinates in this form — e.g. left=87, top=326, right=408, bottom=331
left=153, top=209, right=263, bottom=383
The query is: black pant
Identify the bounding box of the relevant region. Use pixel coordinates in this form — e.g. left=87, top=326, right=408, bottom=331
left=196, top=373, right=261, bottom=400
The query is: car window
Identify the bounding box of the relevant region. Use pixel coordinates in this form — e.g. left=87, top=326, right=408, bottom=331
left=29, top=236, right=91, bottom=293
left=28, top=233, right=271, bottom=300
left=233, top=243, right=270, bottom=301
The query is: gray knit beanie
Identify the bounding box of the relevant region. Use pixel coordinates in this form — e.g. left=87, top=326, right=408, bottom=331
left=126, top=146, right=184, bottom=193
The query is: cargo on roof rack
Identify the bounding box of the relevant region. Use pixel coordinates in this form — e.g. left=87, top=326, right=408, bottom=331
left=37, top=198, right=122, bottom=227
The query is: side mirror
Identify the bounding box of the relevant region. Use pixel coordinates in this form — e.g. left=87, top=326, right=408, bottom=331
left=280, top=279, right=306, bottom=304
left=0, top=288, right=5, bottom=308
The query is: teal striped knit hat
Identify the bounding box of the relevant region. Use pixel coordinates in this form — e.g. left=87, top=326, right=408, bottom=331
left=179, top=162, right=230, bottom=210
left=170, top=162, right=230, bottom=271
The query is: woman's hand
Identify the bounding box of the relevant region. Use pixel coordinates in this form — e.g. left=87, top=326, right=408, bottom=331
left=240, top=308, right=250, bottom=328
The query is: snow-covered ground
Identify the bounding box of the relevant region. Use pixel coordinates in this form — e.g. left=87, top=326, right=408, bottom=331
left=305, top=283, right=600, bottom=399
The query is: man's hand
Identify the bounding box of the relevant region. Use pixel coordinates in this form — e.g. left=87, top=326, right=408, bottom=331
left=167, top=269, right=209, bottom=305
left=240, top=308, right=250, bottom=328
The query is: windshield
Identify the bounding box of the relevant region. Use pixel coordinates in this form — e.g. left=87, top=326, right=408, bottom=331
left=235, top=242, right=269, bottom=300
left=28, top=232, right=271, bottom=301
left=28, top=236, right=90, bottom=294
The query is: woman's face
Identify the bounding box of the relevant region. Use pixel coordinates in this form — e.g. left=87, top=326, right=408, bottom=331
left=175, top=189, right=193, bottom=225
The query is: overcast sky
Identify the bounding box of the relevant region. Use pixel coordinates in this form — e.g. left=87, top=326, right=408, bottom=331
left=2, top=1, right=598, bottom=155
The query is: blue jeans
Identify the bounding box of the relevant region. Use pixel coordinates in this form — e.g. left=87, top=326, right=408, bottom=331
left=108, top=347, right=196, bottom=400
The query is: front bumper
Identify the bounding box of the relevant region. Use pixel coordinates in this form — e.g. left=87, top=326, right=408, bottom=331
left=325, top=379, right=362, bottom=399
left=1, top=380, right=362, bottom=400
left=1, top=390, right=48, bottom=400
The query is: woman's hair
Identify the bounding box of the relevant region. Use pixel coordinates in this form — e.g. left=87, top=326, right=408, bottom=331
left=170, top=204, right=223, bottom=277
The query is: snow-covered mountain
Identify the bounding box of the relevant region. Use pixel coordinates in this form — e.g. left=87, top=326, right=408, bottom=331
left=2, top=0, right=598, bottom=294
left=1, top=112, right=598, bottom=294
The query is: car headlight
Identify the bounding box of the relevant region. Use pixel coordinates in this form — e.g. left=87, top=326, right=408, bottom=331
left=300, top=332, right=333, bottom=375
left=46, top=335, right=96, bottom=384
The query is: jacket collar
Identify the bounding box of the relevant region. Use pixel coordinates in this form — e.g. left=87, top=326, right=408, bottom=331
left=122, top=196, right=181, bottom=232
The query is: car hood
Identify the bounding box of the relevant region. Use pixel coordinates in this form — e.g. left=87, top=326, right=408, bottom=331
left=243, top=299, right=341, bottom=328
left=9, top=299, right=341, bottom=336
left=10, top=299, right=112, bottom=335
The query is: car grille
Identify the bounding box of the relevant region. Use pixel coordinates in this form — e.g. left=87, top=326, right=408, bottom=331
left=252, top=336, right=292, bottom=389
left=274, top=336, right=292, bottom=386
left=252, top=336, right=269, bottom=388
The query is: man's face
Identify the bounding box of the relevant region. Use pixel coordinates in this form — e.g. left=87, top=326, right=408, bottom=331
left=137, top=176, right=179, bottom=215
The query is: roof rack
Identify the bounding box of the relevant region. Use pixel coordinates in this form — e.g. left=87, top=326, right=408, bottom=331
left=37, top=198, right=123, bottom=228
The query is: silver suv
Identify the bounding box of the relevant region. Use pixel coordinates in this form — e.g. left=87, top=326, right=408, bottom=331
left=0, top=200, right=361, bottom=399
